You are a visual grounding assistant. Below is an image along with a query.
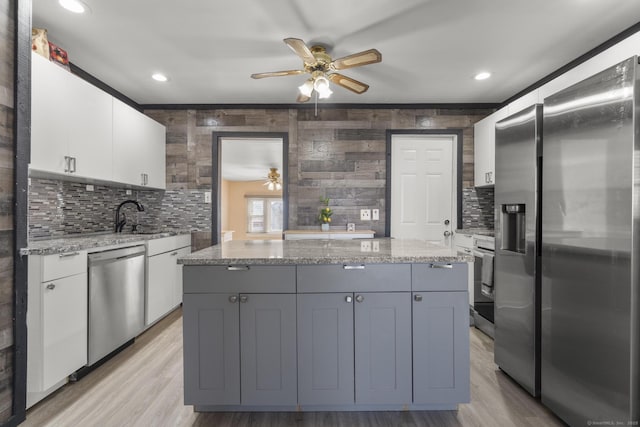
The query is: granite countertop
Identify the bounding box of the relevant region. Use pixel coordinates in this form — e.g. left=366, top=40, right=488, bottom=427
left=22, top=230, right=191, bottom=256
left=284, top=230, right=376, bottom=235
left=456, top=228, right=495, bottom=237
left=179, top=239, right=473, bottom=266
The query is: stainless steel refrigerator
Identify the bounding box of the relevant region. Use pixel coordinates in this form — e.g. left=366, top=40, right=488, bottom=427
left=494, top=104, right=542, bottom=398
left=541, top=57, right=639, bottom=426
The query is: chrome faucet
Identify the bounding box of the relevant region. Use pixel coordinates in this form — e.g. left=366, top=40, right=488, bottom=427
left=114, top=200, right=145, bottom=232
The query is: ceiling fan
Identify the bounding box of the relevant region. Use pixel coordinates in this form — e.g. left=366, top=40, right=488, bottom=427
left=251, top=38, right=382, bottom=103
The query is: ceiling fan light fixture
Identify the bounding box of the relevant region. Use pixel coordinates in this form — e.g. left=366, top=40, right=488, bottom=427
left=313, top=75, right=332, bottom=99
left=265, top=167, right=282, bottom=191
left=298, top=79, right=314, bottom=97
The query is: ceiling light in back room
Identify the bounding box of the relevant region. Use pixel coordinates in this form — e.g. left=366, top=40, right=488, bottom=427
left=58, top=0, right=90, bottom=14
left=475, top=71, right=492, bottom=81
left=151, top=73, right=168, bottom=82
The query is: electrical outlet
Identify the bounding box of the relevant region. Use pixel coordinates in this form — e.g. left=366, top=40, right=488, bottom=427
left=204, top=191, right=212, bottom=203
left=86, top=184, right=94, bottom=192
left=126, top=189, right=132, bottom=195
left=372, top=209, right=379, bottom=221
left=360, top=209, right=371, bottom=221
left=372, top=240, right=380, bottom=252
left=360, top=241, right=372, bottom=252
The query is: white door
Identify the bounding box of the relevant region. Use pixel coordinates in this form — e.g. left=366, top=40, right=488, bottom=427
left=391, top=134, right=455, bottom=243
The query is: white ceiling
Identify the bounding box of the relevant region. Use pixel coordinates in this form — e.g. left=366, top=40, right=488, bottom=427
left=221, top=138, right=283, bottom=181
left=32, top=0, right=640, bottom=105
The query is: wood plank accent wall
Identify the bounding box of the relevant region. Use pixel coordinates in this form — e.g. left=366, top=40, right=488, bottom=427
left=0, top=0, right=15, bottom=422
left=145, top=107, right=493, bottom=238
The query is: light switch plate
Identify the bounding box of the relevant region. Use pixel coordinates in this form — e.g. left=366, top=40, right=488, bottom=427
left=372, top=209, right=379, bottom=220
left=204, top=191, right=212, bottom=203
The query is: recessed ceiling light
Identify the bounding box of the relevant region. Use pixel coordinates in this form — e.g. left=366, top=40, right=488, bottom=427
left=151, top=73, right=168, bottom=82
left=58, top=0, right=90, bottom=14
left=475, top=72, right=491, bottom=81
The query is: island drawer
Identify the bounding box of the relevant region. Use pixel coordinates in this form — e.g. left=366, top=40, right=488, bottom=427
left=297, top=264, right=411, bottom=293
left=183, top=265, right=296, bottom=293
left=412, top=263, right=467, bottom=291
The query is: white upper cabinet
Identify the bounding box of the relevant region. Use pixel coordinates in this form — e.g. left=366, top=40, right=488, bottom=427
left=112, top=98, right=166, bottom=189
left=473, top=107, right=511, bottom=187
left=30, top=52, right=165, bottom=189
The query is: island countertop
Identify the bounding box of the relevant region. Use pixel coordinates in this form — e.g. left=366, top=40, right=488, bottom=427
left=178, top=238, right=473, bottom=265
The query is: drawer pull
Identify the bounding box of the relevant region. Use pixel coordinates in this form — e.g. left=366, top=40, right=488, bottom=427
left=171, top=251, right=178, bottom=256
left=414, top=294, right=423, bottom=302
left=345, top=295, right=353, bottom=303
left=355, top=294, right=364, bottom=303
left=227, top=266, right=250, bottom=271
left=228, top=295, right=238, bottom=303
left=343, top=265, right=365, bottom=270
left=239, top=295, right=248, bottom=303
left=59, top=252, right=80, bottom=258
left=46, top=283, right=56, bottom=290
left=430, top=263, right=453, bottom=269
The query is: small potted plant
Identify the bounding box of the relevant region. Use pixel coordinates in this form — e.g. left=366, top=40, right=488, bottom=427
left=318, top=197, right=333, bottom=231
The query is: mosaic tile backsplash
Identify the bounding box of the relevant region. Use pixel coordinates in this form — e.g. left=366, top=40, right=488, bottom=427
left=28, top=178, right=211, bottom=240
left=29, top=177, right=494, bottom=240
left=462, top=186, right=495, bottom=229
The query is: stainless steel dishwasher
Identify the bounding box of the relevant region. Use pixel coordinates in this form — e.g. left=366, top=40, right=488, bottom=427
left=87, top=245, right=146, bottom=365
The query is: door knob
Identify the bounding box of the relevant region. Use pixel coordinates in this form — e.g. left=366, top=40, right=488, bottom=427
left=355, top=295, right=364, bottom=303
left=443, top=230, right=451, bottom=237
left=414, top=294, right=423, bottom=302
left=239, top=295, right=248, bottom=303
left=345, top=295, right=353, bottom=303
left=228, top=295, right=238, bottom=303
left=444, top=219, right=450, bottom=225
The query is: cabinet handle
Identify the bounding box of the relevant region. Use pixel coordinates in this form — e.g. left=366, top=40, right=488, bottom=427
left=46, top=283, right=56, bottom=290
left=59, top=252, right=80, bottom=258
left=345, top=295, right=353, bottom=303
left=70, top=157, right=77, bottom=173
left=145, top=173, right=149, bottom=185
left=430, top=263, right=453, bottom=269
left=488, top=171, right=493, bottom=183
left=141, top=173, right=145, bottom=186
left=64, top=156, right=70, bottom=173
left=355, top=294, right=364, bottom=303
left=239, top=295, right=248, bottom=303
left=228, top=295, right=238, bottom=303
left=343, top=265, right=365, bottom=270
left=414, top=294, right=423, bottom=302
left=464, top=248, right=472, bottom=254
left=170, top=251, right=178, bottom=256
left=227, top=266, right=250, bottom=271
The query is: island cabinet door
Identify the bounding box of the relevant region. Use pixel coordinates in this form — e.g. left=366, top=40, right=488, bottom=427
left=354, top=292, right=412, bottom=405
left=239, top=293, right=297, bottom=406
left=297, top=293, right=355, bottom=405
left=412, top=291, right=470, bottom=404
left=183, top=293, right=240, bottom=406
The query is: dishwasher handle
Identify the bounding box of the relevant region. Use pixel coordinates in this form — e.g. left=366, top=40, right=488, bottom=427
left=89, top=245, right=146, bottom=265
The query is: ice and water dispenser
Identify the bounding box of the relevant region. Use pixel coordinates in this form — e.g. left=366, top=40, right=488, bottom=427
left=501, top=204, right=526, bottom=253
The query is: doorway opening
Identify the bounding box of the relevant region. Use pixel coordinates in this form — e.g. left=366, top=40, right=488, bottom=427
left=385, top=130, right=463, bottom=243
left=211, top=132, right=289, bottom=245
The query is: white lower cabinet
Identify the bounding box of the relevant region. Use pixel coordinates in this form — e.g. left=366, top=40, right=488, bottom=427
left=41, top=273, right=88, bottom=390
left=27, top=251, right=88, bottom=408
left=145, top=235, right=191, bottom=326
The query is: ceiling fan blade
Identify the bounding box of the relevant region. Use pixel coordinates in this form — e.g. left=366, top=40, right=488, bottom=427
left=328, top=73, right=369, bottom=94
left=251, top=69, right=305, bottom=79
left=284, top=38, right=316, bottom=64
left=296, top=93, right=311, bottom=103
left=331, top=49, right=382, bottom=70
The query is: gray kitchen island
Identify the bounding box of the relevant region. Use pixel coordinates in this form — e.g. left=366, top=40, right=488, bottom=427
left=179, top=239, right=473, bottom=412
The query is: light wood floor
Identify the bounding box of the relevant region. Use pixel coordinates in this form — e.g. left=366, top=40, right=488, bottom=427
left=22, top=308, right=565, bottom=427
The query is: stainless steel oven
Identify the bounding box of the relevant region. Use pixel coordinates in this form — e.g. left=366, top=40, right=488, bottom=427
left=472, top=235, right=494, bottom=338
